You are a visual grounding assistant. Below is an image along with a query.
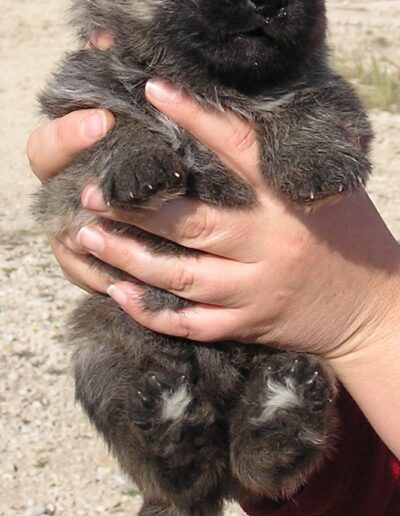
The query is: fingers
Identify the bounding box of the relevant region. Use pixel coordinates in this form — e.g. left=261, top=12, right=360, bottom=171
left=107, top=281, right=245, bottom=341
left=145, top=79, right=265, bottom=190
left=77, top=225, right=253, bottom=305
left=27, top=109, right=115, bottom=181
left=48, top=234, right=112, bottom=294
left=81, top=185, right=267, bottom=262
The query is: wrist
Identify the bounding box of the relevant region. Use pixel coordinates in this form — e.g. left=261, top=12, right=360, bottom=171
left=326, top=252, right=400, bottom=458
left=321, top=192, right=400, bottom=369
left=326, top=243, right=400, bottom=371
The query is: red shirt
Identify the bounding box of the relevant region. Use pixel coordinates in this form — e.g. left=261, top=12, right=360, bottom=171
left=240, top=388, right=400, bottom=515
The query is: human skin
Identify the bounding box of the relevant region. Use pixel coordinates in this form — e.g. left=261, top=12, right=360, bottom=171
left=28, top=43, right=400, bottom=459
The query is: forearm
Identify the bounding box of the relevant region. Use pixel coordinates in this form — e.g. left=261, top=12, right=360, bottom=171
left=329, top=254, right=400, bottom=459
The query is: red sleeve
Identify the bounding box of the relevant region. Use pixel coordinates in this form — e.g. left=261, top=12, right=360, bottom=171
left=240, top=387, right=400, bottom=516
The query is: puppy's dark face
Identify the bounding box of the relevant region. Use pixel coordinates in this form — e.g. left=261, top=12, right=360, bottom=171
left=78, top=0, right=327, bottom=91
left=158, top=0, right=327, bottom=89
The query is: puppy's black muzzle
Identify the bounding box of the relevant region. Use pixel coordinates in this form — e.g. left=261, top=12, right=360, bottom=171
left=248, top=0, right=288, bottom=19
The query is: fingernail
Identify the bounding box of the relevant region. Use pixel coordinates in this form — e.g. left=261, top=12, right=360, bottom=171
left=146, top=78, right=182, bottom=103
left=77, top=226, right=105, bottom=253
left=107, top=285, right=128, bottom=306
left=81, top=110, right=108, bottom=140
left=92, top=29, right=114, bottom=51
left=81, top=185, right=108, bottom=212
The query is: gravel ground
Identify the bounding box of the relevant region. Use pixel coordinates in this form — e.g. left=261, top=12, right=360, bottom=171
left=1, top=1, right=399, bottom=515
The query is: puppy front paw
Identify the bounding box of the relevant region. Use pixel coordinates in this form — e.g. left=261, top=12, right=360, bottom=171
left=279, top=152, right=370, bottom=204
left=101, top=147, right=186, bottom=209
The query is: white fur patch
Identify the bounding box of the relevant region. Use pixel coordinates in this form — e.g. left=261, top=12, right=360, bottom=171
left=258, top=379, right=302, bottom=422
left=131, top=0, right=160, bottom=22
left=161, top=385, right=191, bottom=421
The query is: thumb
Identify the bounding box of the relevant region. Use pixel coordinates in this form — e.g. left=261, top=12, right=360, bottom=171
left=28, top=109, right=115, bottom=181
left=145, top=78, right=263, bottom=188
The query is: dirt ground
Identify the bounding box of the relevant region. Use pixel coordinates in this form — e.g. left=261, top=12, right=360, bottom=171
left=0, top=1, right=399, bottom=514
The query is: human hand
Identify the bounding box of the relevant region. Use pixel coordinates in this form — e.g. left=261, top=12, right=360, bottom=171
left=28, top=75, right=400, bottom=362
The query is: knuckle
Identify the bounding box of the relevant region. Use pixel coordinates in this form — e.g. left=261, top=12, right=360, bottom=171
left=175, top=310, right=192, bottom=339
left=181, top=206, right=217, bottom=244
left=61, top=229, right=85, bottom=254
left=169, top=262, right=194, bottom=293
left=174, top=311, right=230, bottom=343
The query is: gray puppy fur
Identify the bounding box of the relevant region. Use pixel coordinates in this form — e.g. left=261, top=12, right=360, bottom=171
left=33, top=0, right=372, bottom=514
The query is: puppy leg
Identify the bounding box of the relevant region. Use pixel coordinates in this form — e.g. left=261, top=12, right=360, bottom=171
left=71, top=296, right=228, bottom=512
left=258, top=79, right=372, bottom=205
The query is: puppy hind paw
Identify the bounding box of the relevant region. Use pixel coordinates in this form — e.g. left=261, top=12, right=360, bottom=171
left=230, top=353, right=337, bottom=498
left=129, top=369, right=192, bottom=431
left=262, top=353, right=336, bottom=417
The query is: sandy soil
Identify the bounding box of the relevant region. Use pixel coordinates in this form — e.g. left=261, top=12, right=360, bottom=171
left=0, top=1, right=399, bottom=514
